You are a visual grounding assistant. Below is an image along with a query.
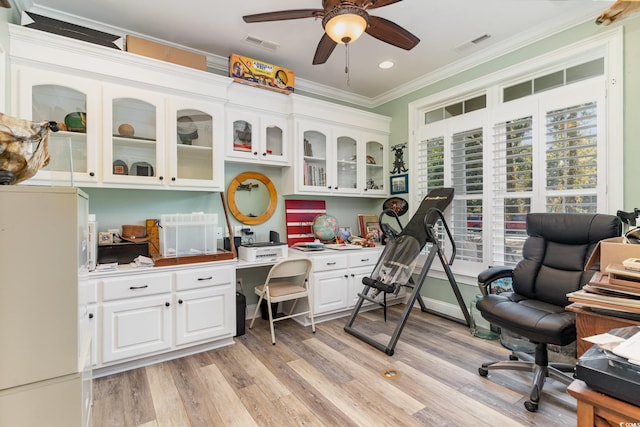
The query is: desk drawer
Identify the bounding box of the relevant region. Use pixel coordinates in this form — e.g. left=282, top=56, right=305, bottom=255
left=312, top=254, right=347, bottom=271
left=348, top=251, right=379, bottom=268
left=175, top=266, right=233, bottom=291
left=101, top=273, right=172, bottom=301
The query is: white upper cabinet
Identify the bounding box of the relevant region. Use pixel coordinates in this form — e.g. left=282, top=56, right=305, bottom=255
left=8, top=24, right=230, bottom=191
left=102, top=84, right=166, bottom=187
left=225, top=83, right=291, bottom=166
left=283, top=95, right=390, bottom=198
left=12, top=66, right=100, bottom=185
left=167, top=97, right=225, bottom=189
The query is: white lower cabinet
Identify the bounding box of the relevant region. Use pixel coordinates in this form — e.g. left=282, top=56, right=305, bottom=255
left=100, top=273, right=173, bottom=363
left=175, top=267, right=234, bottom=346
left=95, top=263, right=235, bottom=373
left=307, top=248, right=382, bottom=318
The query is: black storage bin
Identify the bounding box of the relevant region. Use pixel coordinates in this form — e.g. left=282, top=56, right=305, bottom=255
left=235, top=292, right=246, bottom=337
left=260, top=300, right=279, bottom=320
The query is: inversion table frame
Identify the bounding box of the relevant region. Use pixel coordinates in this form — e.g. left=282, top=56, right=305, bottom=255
left=344, top=188, right=471, bottom=356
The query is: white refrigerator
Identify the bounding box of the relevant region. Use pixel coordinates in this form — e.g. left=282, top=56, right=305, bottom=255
left=0, top=187, right=92, bottom=427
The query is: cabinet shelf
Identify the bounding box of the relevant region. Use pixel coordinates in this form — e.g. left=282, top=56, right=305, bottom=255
left=304, top=156, right=326, bottom=162
left=112, top=136, right=157, bottom=147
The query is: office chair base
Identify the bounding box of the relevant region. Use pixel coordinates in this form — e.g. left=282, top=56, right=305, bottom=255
left=478, top=354, right=574, bottom=412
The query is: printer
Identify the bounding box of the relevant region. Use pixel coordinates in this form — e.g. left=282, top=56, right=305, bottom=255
left=575, top=327, right=640, bottom=406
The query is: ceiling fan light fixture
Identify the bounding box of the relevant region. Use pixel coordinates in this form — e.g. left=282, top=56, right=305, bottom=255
left=323, top=6, right=369, bottom=45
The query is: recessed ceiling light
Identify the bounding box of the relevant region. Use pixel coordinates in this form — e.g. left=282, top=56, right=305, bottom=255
left=378, top=60, right=394, bottom=70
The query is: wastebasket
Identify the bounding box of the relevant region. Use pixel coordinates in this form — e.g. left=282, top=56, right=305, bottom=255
left=260, top=300, right=279, bottom=320
left=235, top=292, right=246, bottom=337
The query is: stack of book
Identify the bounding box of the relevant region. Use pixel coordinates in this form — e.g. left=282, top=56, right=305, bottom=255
left=568, top=263, right=640, bottom=315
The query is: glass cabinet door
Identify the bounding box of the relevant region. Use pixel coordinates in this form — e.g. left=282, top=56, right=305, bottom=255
left=335, top=135, right=359, bottom=193
left=16, top=67, right=99, bottom=185
left=232, top=118, right=255, bottom=156
left=364, top=139, right=386, bottom=194
left=103, top=85, right=164, bottom=185
left=302, top=129, right=328, bottom=190
left=167, top=97, right=224, bottom=190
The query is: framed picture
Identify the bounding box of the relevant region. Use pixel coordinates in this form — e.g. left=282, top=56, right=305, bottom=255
left=365, top=221, right=383, bottom=242
left=357, top=214, right=379, bottom=238
left=390, top=174, right=408, bottom=195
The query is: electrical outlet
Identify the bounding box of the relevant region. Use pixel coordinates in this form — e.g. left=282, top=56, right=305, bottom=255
left=215, top=227, right=223, bottom=240
left=236, top=278, right=243, bottom=290
left=234, top=225, right=243, bottom=236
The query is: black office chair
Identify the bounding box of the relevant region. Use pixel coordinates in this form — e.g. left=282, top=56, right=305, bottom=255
left=475, top=212, right=621, bottom=412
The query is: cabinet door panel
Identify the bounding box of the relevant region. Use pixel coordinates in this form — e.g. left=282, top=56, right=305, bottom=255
left=102, top=294, right=172, bottom=363
left=175, top=285, right=233, bottom=345
left=313, top=270, right=349, bottom=314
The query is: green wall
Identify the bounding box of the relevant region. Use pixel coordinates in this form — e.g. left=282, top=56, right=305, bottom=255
left=372, top=16, right=640, bottom=311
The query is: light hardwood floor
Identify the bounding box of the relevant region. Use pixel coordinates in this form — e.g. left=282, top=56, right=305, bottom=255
left=92, top=305, right=577, bottom=426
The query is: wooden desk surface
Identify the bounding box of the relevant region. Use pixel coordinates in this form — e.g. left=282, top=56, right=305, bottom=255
left=566, top=303, right=639, bottom=357
left=567, top=379, right=640, bottom=426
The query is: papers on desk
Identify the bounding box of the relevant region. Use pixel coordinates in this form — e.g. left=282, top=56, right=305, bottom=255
left=612, top=331, right=640, bottom=365
left=96, top=262, right=118, bottom=272
left=568, top=271, right=640, bottom=315
left=325, top=244, right=363, bottom=250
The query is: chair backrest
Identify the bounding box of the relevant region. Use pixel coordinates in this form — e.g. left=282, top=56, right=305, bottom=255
left=265, top=258, right=313, bottom=287
left=512, top=213, right=621, bottom=307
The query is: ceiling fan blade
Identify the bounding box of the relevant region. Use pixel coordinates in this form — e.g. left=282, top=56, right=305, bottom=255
left=361, top=0, right=403, bottom=10
left=243, top=9, right=322, bottom=23
left=313, top=33, right=338, bottom=65
left=366, top=16, right=419, bottom=50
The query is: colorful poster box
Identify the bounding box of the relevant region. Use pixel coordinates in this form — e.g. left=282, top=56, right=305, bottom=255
left=229, top=53, right=295, bottom=94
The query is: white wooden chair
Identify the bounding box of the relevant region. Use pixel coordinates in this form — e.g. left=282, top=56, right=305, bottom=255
left=249, top=258, right=315, bottom=345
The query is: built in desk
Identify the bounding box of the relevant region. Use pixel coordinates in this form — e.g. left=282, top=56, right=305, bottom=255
left=568, top=379, right=640, bottom=426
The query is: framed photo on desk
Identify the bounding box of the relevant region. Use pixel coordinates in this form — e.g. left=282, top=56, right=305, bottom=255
left=357, top=214, right=378, bottom=238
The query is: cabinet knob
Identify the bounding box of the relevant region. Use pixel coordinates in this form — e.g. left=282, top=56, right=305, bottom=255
left=88, top=313, right=94, bottom=319
left=178, top=299, right=183, bottom=304
left=327, top=186, right=332, bottom=189
left=334, top=186, right=338, bottom=190
left=171, top=177, right=176, bottom=181
left=351, top=274, right=355, bottom=277
left=344, top=274, right=349, bottom=278
left=89, top=172, right=95, bottom=177
left=159, top=176, right=164, bottom=181
left=253, top=151, right=258, bottom=156
left=363, top=188, right=368, bottom=191
left=262, top=152, right=267, bottom=156
left=165, top=302, right=170, bottom=307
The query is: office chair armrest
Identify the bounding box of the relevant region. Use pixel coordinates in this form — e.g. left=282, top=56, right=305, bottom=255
left=478, top=266, right=514, bottom=296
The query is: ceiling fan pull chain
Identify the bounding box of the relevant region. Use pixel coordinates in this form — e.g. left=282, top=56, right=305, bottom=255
left=345, top=44, right=351, bottom=86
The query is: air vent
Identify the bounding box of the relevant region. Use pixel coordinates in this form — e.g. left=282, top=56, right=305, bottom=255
left=454, top=34, right=491, bottom=53
left=242, top=34, right=279, bottom=52
left=471, top=34, right=491, bottom=45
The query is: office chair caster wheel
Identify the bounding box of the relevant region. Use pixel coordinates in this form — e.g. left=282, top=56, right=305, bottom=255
left=524, top=400, right=538, bottom=412
left=478, top=367, right=488, bottom=377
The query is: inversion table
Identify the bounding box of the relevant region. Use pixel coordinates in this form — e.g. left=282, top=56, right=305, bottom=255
left=344, top=187, right=471, bottom=355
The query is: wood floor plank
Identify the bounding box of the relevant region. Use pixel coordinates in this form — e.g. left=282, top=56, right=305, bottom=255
left=145, top=362, right=191, bottom=427
left=198, top=363, right=258, bottom=427
left=287, top=357, right=421, bottom=427
left=302, top=337, right=426, bottom=414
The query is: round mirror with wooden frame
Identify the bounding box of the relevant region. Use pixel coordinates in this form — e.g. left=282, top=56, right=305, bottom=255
left=227, top=171, right=277, bottom=225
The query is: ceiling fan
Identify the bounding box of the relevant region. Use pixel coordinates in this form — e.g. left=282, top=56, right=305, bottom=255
left=243, top=0, right=420, bottom=65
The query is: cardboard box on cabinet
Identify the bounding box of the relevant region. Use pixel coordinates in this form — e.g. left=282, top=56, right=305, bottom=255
left=126, top=35, right=207, bottom=71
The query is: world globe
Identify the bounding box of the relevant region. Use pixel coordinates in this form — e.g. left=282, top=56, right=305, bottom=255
left=312, top=214, right=339, bottom=241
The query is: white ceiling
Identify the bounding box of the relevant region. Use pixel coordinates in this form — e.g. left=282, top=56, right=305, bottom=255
left=10, top=0, right=615, bottom=106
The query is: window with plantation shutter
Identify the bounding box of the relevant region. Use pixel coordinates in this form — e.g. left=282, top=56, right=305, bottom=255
left=411, top=49, right=617, bottom=280
left=416, top=135, right=444, bottom=199
left=492, top=115, right=533, bottom=266
left=545, top=101, right=598, bottom=213
left=451, top=128, right=483, bottom=263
